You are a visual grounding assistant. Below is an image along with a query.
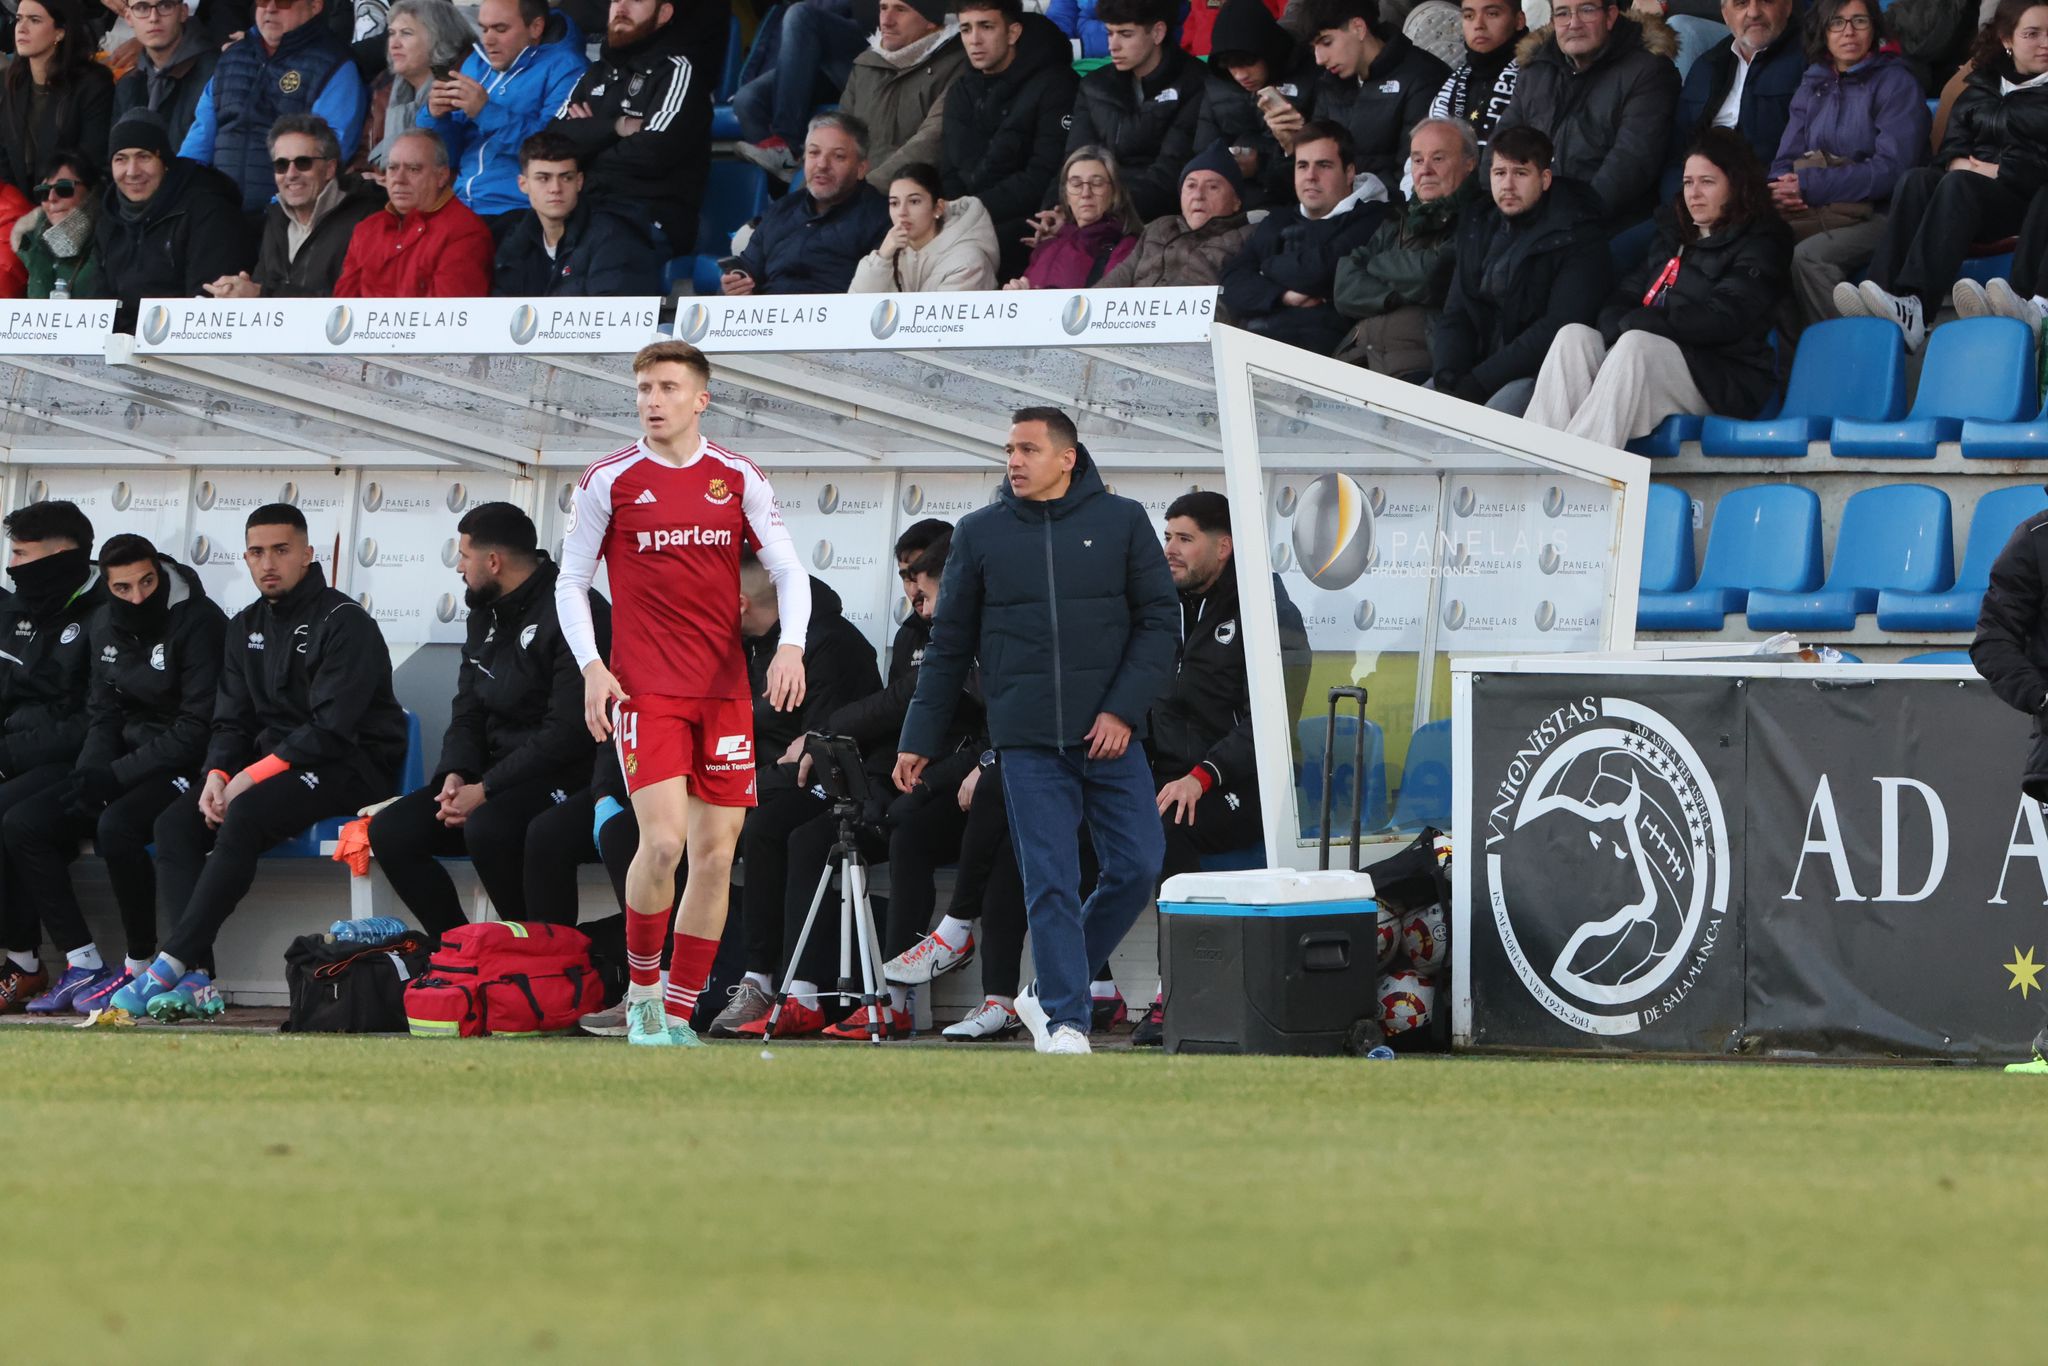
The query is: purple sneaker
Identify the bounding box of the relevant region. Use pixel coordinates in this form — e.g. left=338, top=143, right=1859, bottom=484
left=77, top=968, right=136, bottom=1015
left=25, top=963, right=118, bottom=1015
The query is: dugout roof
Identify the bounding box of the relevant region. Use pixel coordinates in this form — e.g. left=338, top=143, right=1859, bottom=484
left=0, top=291, right=1649, bottom=866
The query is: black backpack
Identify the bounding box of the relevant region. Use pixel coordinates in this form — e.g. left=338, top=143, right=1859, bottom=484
left=282, top=930, right=434, bottom=1033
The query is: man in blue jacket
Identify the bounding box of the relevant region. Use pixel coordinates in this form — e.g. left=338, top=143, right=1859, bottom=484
left=179, top=0, right=366, bottom=216
left=724, top=111, right=889, bottom=295
left=895, top=407, right=1179, bottom=1056
left=419, top=0, right=588, bottom=235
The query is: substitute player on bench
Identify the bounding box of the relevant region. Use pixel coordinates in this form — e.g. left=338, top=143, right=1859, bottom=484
left=557, top=340, right=811, bottom=1048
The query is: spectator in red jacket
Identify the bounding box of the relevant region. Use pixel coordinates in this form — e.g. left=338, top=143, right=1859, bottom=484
left=0, top=181, right=33, bottom=296
left=332, top=129, right=493, bottom=297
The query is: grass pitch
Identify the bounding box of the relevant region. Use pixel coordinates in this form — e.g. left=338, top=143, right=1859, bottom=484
left=4, top=1033, right=2041, bottom=1364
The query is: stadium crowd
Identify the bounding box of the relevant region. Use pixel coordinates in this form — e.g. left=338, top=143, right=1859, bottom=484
left=0, top=0, right=2022, bottom=439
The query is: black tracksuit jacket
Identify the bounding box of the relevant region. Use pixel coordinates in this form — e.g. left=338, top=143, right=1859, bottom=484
left=205, top=562, right=408, bottom=784
left=436, top=556, right=609, bottom=796
left=0, top=565, right=108, bottom=774
left=75, top=557, right=226, bottom=786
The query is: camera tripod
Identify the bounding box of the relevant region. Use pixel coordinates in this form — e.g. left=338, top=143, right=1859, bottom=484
left=762, top=794, right=896, bottom=1043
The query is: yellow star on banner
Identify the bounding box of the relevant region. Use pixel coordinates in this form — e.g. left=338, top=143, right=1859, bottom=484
left=2005, top=947, right=2044, bottom=1000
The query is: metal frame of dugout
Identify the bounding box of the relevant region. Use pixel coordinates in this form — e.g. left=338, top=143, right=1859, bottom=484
left=1453, top=646, right=2048, bottom=1064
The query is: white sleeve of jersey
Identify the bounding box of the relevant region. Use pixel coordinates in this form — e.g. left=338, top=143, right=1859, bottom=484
left=556, top=469, right=611, bottom=671
left=744, top=468, right=810, bottom=652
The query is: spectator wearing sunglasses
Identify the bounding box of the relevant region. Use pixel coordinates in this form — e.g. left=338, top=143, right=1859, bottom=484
left=112, top=0, right=220, bottom=153
left=12, top=150, right=102, bottom=299
left=204, top=114, right=385, bottom=298
left=0, top=0, right=115, bottom=198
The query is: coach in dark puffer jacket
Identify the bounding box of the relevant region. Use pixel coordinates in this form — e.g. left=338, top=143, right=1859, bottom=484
left=897, top=412, right=1178, bottom=1044
left=941, top=3, right=1077, bottom=276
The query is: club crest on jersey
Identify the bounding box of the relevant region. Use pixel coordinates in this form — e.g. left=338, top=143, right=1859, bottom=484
left=520, top=624, right=538, bottom=649
left=60, top=623, right=80, bottom=644
left=150, top=643, right=167, bottom=671
left=705, top=477, right=732, bottom=505
left=624, top=753, right=639, bottom=775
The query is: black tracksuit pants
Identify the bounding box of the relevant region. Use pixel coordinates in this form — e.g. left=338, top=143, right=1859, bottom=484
left=1872, top=165, right=2034, bottom=305
left=2, top=769, right=190, bottom=961
left=368, top=778, right=578, bottom=935
left=155, top=763, right=385, bottom=965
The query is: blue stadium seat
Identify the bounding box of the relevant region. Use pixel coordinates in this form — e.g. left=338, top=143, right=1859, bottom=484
left=266, top=711, right=425, bottom=859
left=1297, top=714, right=1388, bottom=837
left=712, top=105, right=742, bottom=140
left=1698, top=319, right=1907, bottom=456
left=1960, top=394, right=2048, bottom=459
left=697, top=160, right=769, bottom=256
left=1388, top=720, right=1451, bottom=833
left=1902, top=650, right=1972, bottom=663
left=1876, top=484, right=2048, bottom=631
left=715, top=16, right=744, bottom=102
left=1640, top=483, right=1694, bottom=594
left=1959, top=250, right=2016, bottom=286
left=1748, top=484, right=1954, bottom=631
left=1830, top=317, right=2035, bottom=457
left=1638, top=484, right=1823, bottom=630
left=1626, top=413, right=1702, bottom=457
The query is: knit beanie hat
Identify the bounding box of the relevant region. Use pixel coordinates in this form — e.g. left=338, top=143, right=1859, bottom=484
left=1180, top=139, right=1247, bottom=203
left=110, top=110, right=173, bottom=161
left=907, top=0, right=949, bottom=27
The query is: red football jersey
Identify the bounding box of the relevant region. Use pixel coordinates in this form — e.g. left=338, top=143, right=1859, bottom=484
left=557, top=438, right=808, bottom=701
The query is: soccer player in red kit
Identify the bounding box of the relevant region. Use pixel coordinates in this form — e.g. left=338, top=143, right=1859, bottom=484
left=557, top=340, right=811, bottom=1047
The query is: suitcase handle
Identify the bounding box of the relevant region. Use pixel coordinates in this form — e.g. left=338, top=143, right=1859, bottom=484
left=1318, top=686, right=1369, bottom=873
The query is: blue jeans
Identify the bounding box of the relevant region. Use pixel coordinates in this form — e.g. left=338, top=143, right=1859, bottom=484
left=730, top=0, right=866, bottom=147
left=999, top=745, right=1164, bottom=1034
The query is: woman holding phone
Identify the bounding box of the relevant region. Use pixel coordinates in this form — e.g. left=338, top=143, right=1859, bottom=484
left=352, top=0, right=475, bottom=179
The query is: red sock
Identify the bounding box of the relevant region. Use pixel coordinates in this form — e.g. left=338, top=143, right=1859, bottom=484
left=663, top=933, right=719, bottom=1020
left=625, top=905, right=666, bottom=989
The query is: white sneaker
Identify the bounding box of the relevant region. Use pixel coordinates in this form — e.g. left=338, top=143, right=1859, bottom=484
left=580, top=1002, right=629, bottom=1037
left=884, top=928, right=975, bottom=985
left=1832, top=280, right=1872, bottom=318
left=1858, top=280, right=1926, bottom=352
left=1045, top=1025, right=1092, bottom=1055
left=1953, top=278, right=1993, bottom=318
left=1986, top=278, right=2045, bottom=333
left=1015, top=983, right=1052, bottom=1053
left=942, top=997, right=1021, bottom=1041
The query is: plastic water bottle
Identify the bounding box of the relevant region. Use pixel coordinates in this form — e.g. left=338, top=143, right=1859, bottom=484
left=50, top=277, right=69, bottom=301
left=330, top=916, right=410, bottom=943
left=1365, top=1045, right=1396, bottom=1060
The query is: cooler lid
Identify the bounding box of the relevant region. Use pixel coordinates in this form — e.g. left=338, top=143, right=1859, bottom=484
left=1159, top=868, right=1376, bottom=905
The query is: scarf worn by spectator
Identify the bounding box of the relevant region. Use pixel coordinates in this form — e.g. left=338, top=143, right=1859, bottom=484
left=41, top=195, right=93, bottom=259
left=141, top=28, right=211, bottom=112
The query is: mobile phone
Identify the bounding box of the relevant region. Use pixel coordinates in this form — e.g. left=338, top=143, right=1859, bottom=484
left=430, top=63, right=455, bottom=82
left=717, top=255, right=745, bottom=274
left=1255, top=85, right=1288, bottom=114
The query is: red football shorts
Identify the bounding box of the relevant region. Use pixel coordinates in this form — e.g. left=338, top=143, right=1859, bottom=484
left=612, top=694, right=757, bottom=806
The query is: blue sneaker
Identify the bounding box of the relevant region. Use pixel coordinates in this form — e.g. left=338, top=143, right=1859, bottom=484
left=74, top=969, right=134, bottom=1015
left=108, top=957, right=182, bottom=1017
left=146, top=970, right=225, bottom=1023
left=25, top=963, right=117, bottom=1014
